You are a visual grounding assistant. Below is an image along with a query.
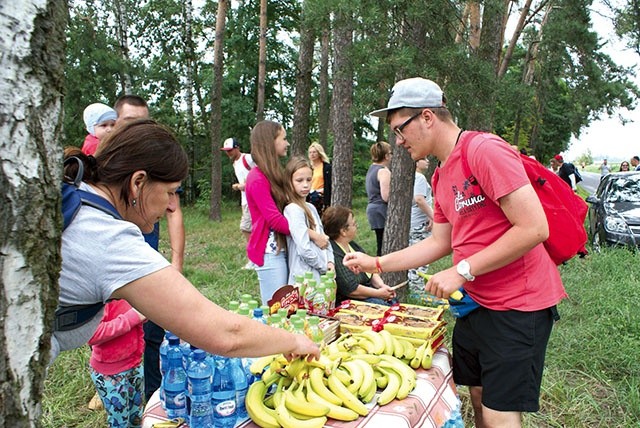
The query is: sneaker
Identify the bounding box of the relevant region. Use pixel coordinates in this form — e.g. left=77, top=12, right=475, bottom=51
left=242, top=261, right=257, bottom=270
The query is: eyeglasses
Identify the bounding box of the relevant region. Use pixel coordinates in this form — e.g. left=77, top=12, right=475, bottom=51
left=393, top=111, right=422, bottom=141
left=345, top=221, right=358, bottom=229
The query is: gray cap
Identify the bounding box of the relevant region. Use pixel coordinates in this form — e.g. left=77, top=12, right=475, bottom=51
left=370, top=77, right=444, bottom=118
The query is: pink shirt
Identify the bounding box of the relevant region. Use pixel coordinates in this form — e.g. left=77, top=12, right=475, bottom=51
left=88, top=299, right=145, bottom=375
left=81, top=134, right=100, bottom=155
left=245, top=167, right=290, bottom=265
left=433, top=131, right=567, bottom=311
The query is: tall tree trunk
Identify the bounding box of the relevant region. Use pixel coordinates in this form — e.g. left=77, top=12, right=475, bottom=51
left=113, top=0, right=132, bottom=93
left=209, top=0, right=228, bottom=221
left=318, top=25, right=330, bottom=150
left=291, top=0, right=315, bottom=157
left=0, top=1, right=66, bottom=426
left=330, top=8, right=354, bottom=208
left=498, top=0, right=538, bottom=78
left=256, top=0, right=267, bottom=121
left=183, top=0, right=196, bottom=204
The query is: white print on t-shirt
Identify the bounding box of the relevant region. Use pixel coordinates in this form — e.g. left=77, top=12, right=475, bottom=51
left=455, top=191, right=486, bottom=212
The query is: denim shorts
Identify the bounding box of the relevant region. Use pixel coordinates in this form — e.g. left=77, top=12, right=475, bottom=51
left=255, top=252, right=288, bottom=306
left=452, top=305, right=556, bottom=412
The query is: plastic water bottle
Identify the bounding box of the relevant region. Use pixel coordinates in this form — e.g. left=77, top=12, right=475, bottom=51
left=211, top=356, right=237, bottom=428
left=252, top=307, right=267, bottom=324
left=159, top=332, right=175, bottom=410
left=228, top=300, right=240, bottom=313
left=188, top=350, right=214, bottom=428
left=162, top=335, right=188, bottom=419
left=306, top=315, right=325, bottom=345
left=180, top=340, right=192, bottom=370
left=229, top=357, right=248, bottom=420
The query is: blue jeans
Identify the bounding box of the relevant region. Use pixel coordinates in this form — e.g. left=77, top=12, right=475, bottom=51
left=255, top=252, right=288, bottom=305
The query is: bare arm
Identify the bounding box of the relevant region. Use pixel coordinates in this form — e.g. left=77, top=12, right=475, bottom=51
left=378, top=167, right=391, bottom=202
left=166, top=199, right=185, bottom=272
left=344, top=221, right=453, bottom=275
left=111, top=267, right=320, bottom=359
left=415, top=194, right=434, bottom=223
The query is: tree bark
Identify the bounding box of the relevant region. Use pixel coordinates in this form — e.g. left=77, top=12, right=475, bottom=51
left=330, top=8, right=354, bottom=208
left=291, top=0, right=315, bottom=157
left=318, top=25, right=330, bottom=150
left=256, top=0, right=267, bottom=121
left=0, top=1, right=67, bottom=426
left=209, top=0, right=228, bottom=221
left=183, top=0, right=196, bottom=204
left=113, top=0, right=133, bottom=93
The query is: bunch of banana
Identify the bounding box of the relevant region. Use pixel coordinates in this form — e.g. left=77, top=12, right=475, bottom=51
left=326, top=329, right=422, bottom=361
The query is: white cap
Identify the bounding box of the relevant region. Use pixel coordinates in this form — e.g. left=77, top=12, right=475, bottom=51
left=221, top=137, right=240, bottom=151
left=370, top=77, right=444, bottom=118
left=83, top=103, right=117, bottom=135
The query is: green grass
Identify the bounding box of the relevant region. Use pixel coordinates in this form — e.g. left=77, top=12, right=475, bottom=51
left=42, top=198, right=640, bottom=427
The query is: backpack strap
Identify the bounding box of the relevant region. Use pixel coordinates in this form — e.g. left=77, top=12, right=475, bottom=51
left=242, top=154, right=252, bottom=171
left=54, top=302, right=105, bottom=331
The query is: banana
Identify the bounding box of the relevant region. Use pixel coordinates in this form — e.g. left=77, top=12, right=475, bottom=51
left=359, top=330, right=386, bottom=355
left=308, top=366, right=343, bottom=406
left=282, top=357, right=306, bottom=379
left=410, top=341, right=427, bottom=369
left=391, top=335, right=405, bottom=359
left=422, top=343, right=436, bottom=370
left=378, top=330, right=395, bottom=355
left=245, top=380, right=280, bottom=428
left=376, top=366, right=401, bottom=406
left=400, top=337, right=416, bottom=360
left=341, top=360, right=364, bottom=395
left=376, top=355, right=417, bottom=400
left=333, top=366, right=353, bottom=386
left=375, top=372, right=388, bottom=389
left=352, top=335, right=376, bottom=354
left=249, top=354, right=278, bottom=375
left=275, top=386, right=327, bottom=428
left=350, top=353, right=381, bottom=365
left=349, top=358, right=376, bottom=400
left=306, top=379, right=360, bottom=421
left=327, top=371, right=370, bottom=416
left=283, top=384, right=330, bottom=417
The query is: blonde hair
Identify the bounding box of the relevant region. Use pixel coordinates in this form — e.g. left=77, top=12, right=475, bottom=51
left=370, top=141, right=391, bottom=163
left=308, top=142, right=330, bottom=163
left=285, top=156, right=317, bottom=230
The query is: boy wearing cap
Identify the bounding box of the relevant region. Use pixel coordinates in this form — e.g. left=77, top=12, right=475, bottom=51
left=344, top=77, right=566, bottom=427
left=221, top=137, right=257, bottom=270
left=81, top=103, right=117, bottom=155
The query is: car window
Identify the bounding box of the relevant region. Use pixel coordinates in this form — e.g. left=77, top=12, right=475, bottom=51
left=605, top=176, right=640, bottom=202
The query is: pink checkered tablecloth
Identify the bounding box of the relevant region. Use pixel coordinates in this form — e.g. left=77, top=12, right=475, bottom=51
left=143, top=347, right=460, bottom=428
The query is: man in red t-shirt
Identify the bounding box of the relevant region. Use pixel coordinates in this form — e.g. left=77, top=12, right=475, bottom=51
left=344, top=77, right=567, bottom=428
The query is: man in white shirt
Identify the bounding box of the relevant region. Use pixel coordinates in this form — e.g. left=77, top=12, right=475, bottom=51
left=408, top=158, right=434, bottom=300
left=221, top=137, right=257, bottom=269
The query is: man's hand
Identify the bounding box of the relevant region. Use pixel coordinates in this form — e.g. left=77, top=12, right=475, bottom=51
left=424, top=266, right=466, bottom=299
left=343, top=252, right=376, bottom=274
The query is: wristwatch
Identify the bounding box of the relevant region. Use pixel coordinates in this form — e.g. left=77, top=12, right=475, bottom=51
left=456, top=259, right=475, bottom=281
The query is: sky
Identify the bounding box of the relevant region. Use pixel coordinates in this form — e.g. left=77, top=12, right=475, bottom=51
left=563, top=4, right=640, bottom=163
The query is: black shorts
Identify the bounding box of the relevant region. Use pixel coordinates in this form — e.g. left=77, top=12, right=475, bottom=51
left=452, top=305, right=557, bottom=412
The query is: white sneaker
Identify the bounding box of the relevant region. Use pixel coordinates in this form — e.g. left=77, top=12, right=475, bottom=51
left=242, top=261, right=257, bottom=270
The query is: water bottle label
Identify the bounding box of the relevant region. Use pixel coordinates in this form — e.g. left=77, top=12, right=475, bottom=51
left=165, top=391, right=187, bottom=408
left=215, top=399, right=236, bottom=417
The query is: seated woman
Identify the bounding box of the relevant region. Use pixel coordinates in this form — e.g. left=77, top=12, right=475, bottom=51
left=322, top=206, right=396, bottom=306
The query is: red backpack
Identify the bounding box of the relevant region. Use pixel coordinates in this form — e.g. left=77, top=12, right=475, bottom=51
left=433, top=131, right=588, bottom=265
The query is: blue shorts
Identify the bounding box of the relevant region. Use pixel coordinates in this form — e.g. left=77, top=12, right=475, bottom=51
left=452, top=305, right=557, bottom=412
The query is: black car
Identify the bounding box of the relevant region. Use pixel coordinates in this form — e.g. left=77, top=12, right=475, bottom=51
left=586, top=171, right=640, bottom=252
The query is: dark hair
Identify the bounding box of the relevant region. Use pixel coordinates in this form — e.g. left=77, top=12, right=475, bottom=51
left=113, top=95, right=148, bottom=114
left=284, top=156, right=316, bottom=230
left=633, top=156, right=640, bottom=162
left=390, top=105, right=452, bottom=124
left=370, top=141, right=391, bottom=163
left=64, top=119, right=188, bottom=209
left=322, top=205, right=353, bottom=240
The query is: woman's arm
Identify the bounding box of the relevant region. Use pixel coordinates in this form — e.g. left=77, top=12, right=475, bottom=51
left=379, top=167, right=391, bottom=202
left=346, top=284, right=395, bottom=301
left=111, top=267, right=320, bottom=359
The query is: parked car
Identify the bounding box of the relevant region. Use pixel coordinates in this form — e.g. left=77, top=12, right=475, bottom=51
left=586, top=171, right=640, bottom=252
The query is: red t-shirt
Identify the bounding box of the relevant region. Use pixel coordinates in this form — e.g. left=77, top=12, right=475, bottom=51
left=433, top=132, right=567, bottom=311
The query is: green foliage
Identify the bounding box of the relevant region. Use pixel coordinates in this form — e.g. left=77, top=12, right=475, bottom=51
left=575, top=148, right=594, bottom=167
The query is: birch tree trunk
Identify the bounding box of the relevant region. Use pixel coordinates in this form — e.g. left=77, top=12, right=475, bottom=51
left=209, top=0, right=228, bottom=221
left=113, top=0, right=133, bottom=93
left=0, top=1, right=67, bottom=426
left=256, top=0, right=267, bottom=121
left=330, top=8, right=354, bottom=208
